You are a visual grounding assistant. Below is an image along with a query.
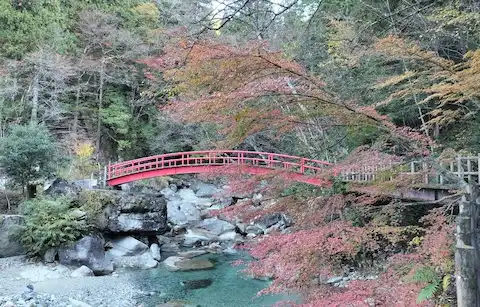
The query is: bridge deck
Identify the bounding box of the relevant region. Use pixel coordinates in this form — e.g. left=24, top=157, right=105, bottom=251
left=107, top=150, right=332, bottom=186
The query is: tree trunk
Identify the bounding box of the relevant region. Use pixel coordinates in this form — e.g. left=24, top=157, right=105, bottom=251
left=96, top=59, right=105, bottom=157
left=26, top=184, right=37, bottom=199
left=73, top=85, right=81, bottom=141
left=30, top=73, right=39, bottom=126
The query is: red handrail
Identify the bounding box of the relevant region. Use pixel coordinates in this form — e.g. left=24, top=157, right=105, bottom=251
left=107, top=150, right=331, bottom=181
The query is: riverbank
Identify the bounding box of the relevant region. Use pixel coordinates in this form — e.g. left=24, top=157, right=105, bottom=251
left=0, top=256, right=141, bottom=307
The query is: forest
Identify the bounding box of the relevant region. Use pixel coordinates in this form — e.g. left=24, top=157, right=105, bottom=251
left=1, top=0, right=480, bottom=306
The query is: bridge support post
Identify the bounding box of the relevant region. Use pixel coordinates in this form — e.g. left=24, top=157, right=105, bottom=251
left=456, top=184, right=480, bottom=307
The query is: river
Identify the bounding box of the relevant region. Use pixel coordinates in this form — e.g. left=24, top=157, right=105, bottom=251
left=132, top=252, right=299, bottom=307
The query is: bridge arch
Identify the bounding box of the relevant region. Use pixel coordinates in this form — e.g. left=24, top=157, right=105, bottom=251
left=106, top=150, right=332, bottom=186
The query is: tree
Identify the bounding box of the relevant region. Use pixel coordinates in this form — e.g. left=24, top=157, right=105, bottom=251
left=143, top=37, right=431, bottom=156
left=0, top=124, right=60, bottom=197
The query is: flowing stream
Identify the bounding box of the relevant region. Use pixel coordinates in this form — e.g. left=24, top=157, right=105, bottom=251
left=132, top=252, right=299, bottom=307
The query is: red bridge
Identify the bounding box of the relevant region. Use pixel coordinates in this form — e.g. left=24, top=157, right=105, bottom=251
left=107, top=150, right=332, bottom=186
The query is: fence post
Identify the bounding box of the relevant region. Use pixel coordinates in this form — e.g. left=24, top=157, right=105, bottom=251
left=455, top=184, right=479, bottom=307
left=458, top=156, right=464, bottom=180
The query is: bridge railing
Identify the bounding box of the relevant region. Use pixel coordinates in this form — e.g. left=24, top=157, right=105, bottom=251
left=107, top=150, right=332, bottom=180
left=340, top=155, right=480, bottom=186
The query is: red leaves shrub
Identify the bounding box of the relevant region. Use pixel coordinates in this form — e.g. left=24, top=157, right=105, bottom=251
left=244, top=221, right=365, bottom=294
left=418, top=207, right=454, bottom=270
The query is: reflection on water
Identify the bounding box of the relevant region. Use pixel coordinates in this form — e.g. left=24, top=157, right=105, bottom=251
left=132, top=252, right=299, bottom=307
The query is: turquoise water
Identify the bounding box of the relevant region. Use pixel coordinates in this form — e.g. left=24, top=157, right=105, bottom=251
left=132, top=252, right=299, bottom=307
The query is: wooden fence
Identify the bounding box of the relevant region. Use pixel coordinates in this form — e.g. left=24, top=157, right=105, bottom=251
left=340, top=156, right=480, bottom=186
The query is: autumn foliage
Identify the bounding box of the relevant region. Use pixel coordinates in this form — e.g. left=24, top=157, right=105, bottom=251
left=140, top=33, right=455, bottom=306
left=141, top=36, right=431, bottom=154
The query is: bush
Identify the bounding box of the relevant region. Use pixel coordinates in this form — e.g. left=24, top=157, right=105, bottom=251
left=18, top=197, right=89, bottom=257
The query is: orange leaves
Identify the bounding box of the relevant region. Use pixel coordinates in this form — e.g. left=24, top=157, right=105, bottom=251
left=141, top=37, right=333, bottom=144
left=376, top=35, right=480, bottom=129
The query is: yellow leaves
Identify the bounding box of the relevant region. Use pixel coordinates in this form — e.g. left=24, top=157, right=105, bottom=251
left=442, top=275, right=451, bottom=292
left=374, top=71, right=416, bottom=89
left=75, top=142, right=94, bottom=159
left=131, top=3, right=160, bottom=25
left=326, top=19, right=362, bottom=66
left=376, top=36, right=480, bottom=129
left=376, top=36, right=453, bottom=70
left=409, top=236, right=423, bottom=247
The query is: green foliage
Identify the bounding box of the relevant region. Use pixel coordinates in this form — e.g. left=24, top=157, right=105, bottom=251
left=77, top=190, right=112, bottom=225
left=18, top=197, right=89, bottom=257
left=280, top=182, right=324, bottom=198
left=412, top=266, right=442, bottom=303
left=0, top=124, right=62, bottom=187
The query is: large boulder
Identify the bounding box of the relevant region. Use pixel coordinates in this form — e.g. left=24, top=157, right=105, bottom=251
left=110, top=252, right=158, bottom=269
left=107, top=236, right=149, bottom=257
left=106, top=236, right=158, bottom=269
left=71, top=265, right=94, bottom=278
left=183, top=229, right=217, bottom=246
left=45, top=178, right=81, bottom=198
left=163, top=256, right=214, bottom=271
left=0, top=215, right=24, bottom=258
left=192, top=182, right=219, bottom=198
left=150, top=243, right=161, bottom=261
left=167, top=198, right=201, bottom=225
left=58, top=236, right=113, bottom=276
left=193, top=218, right=235, bottom=236
left=183, top=218, right=238, bottom=246
left=81, top=190, right=168, bottom=234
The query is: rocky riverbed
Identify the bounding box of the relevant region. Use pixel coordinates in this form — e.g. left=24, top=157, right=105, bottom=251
left=0, top=178, right=296, bottom=307
left=0, top=256, right=140, bottom=307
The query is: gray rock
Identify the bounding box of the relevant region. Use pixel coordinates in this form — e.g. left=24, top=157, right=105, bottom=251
left=150, top=243, right=161, bottom=261
left=163, top=256, right=214, bottom=271
left=193, top=218, right=235, bottom=236
left=181, top=279, right=213, bottom=289
left=71, top=265, right=94, bottom=278
left=19, top=264, right=70, bottom=282
left=169, top=184, right=178, bottom=192
left=177, top=250, right=207, bottom=258
left=193, top=182, right=219, bottom=197
left=156, top=235, right=172, bottom=245
left=58, top=236, right=113, bottom=276
left=161, top=242, right=180, bottom=253
left=161, top=187, right=176, bottom=200
left=246, top=225, right=264, bottom=235
left=254, top=213, right=292, bottom=229
left=327, top=276, right=344, bottom=284
left=167, top=198, right=201, bottom=225
left=68, top=298, right=92, bottom=307
left=3, top=302, right=15, bottom=307
left=183, top=229, right=217, bottom=246
left=157, top=301, right=198, bottom=307
left=218, top=231, right=238, bottom=241
left=0, top=215, right=24, bottom=258
left=45, top=178, right=81, bottom=198
left=108, top=236, right=149, bottom=258
left=43, top=248, right=57, bottom=263
left=178, top=189, right=198, bottom=202
left=84, top=190, right=168, bottom=234
left=252, top=193, right=263, bottom=205
left=70, top=209, right=87, bottom=220
left=111, top=252, right=158, bottom=269
left=236, top=222, right=246, bottom=233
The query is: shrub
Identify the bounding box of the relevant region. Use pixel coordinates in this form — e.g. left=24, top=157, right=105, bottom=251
left=18, top=197, right=89, bottom=257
